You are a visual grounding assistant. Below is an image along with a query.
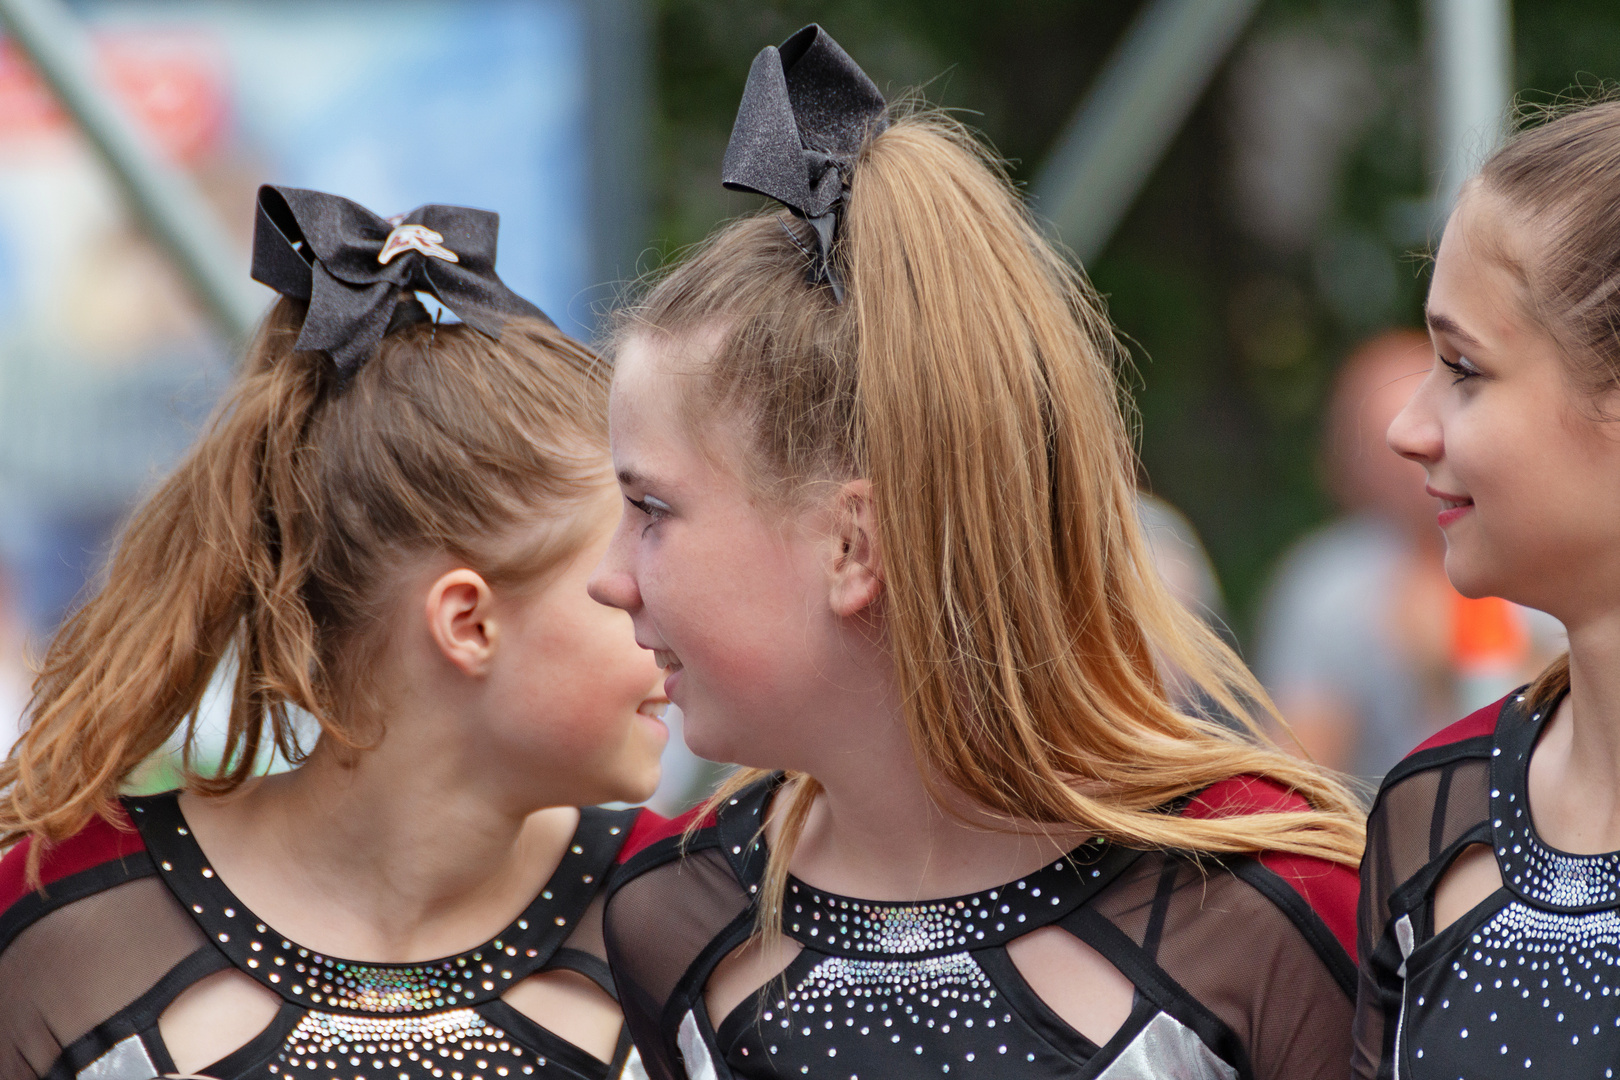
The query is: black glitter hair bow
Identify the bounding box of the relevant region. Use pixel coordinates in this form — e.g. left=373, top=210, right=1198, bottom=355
left=250, top=185, right=553, bottom=381
left=721, top=24, right=888, bottom=303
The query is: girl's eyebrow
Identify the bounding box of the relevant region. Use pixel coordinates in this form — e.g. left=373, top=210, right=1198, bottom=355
left=617, top=467, right=666, bottom=490
left=1426, top=309, right=1483, bottom=348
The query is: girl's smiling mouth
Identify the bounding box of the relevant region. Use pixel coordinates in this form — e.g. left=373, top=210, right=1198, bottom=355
left=1427, top=485, right=1475, bottom=527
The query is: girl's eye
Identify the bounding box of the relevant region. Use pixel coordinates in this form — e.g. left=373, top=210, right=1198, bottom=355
left=626, top=494, right=672, bottom=529
left=1440, top=353, right=1482, bottom=383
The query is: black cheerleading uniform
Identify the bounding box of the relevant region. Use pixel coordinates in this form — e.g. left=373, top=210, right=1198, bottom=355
left=1355, top=689, right=1620, bottom=1078
left=603, top=774, right=1360, bottom=1080
left=0, top=792, right=662, bottom=1080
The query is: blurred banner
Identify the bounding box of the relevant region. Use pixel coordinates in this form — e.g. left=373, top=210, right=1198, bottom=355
left=0, top=0, right=593, bottom=611
left=0, top=0, right=605, bottom=749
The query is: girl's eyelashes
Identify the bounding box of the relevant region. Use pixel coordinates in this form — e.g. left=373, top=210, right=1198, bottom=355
left=1440, top=352, right=1483, bottom=383
left=625, top=494, right=673, bottom=531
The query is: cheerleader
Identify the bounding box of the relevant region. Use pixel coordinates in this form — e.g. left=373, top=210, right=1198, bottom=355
left=1361, top=99, right=1620, bottom=1077
left=590, top=26, right=1364, bottom=1080
left=0, top=187, right=668, bottom=1080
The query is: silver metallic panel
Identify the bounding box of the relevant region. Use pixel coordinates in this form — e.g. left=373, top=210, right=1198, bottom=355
left=76, top=1035, right=157, bottom=1080
left=677, top=1009, right=721, bottom=1080
left=1095, top=1010, right=1238, bottom=1080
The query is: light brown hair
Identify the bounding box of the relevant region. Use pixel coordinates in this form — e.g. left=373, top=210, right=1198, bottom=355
left=1464, top=98, right=1620, bottom=710
left=617, top=110, right=1365, bottom=933
left=0, top=301, right=611, bottom=878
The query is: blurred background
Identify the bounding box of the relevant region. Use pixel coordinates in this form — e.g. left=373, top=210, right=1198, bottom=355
left=0, top=0, right=1604, bottom=798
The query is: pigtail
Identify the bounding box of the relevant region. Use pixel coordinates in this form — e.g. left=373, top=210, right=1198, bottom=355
left=0, top=301, right=335, bottom=879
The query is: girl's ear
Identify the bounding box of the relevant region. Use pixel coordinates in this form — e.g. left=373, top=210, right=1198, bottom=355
left=425, top=568, right=500, bottom=675
left=828, top=478, right=884, bottom=618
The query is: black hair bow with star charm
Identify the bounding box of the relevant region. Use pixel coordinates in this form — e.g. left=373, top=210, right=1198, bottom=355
left=721, top=24, right=888, bottom=302
left=249, top=184, right=553, bottom=381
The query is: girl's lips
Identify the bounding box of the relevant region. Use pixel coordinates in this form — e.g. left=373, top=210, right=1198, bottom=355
left=1425, top=485, right=1473, bottom=528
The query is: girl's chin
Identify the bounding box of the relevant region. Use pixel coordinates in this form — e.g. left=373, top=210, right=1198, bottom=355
left=1441, top=549, right=1506, bottom=603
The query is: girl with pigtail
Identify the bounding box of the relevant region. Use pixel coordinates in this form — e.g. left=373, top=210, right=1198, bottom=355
left=0, top=188, right=670, bottom=1080
left=594, top=25, right=1364, bottom=1080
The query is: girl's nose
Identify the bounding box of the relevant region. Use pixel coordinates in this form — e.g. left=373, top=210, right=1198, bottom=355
left=1387, top=371, right=1444, bottom=466
left=588, top=527, right=642, bottom=613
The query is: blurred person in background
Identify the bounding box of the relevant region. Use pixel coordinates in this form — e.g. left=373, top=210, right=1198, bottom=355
left=1256, top=329, right=1556, bottom=781
left=0, top=189, right=666, bottom=1080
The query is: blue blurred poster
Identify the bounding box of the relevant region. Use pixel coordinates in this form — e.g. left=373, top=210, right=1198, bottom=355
left=0, top=0, right=594, bottom=647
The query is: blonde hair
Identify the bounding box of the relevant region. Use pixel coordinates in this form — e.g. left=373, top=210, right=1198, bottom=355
left=618, top=110, right=1364, bottom=932
left=1, top=301, right=610, bottom=879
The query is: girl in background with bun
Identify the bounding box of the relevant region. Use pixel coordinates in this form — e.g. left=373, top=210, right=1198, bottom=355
left=593, top=26, right=1365, bottom=1080
left=0, top=187, right=668, bottom=1080
left=1363, top=99, right=1620, bottom=1078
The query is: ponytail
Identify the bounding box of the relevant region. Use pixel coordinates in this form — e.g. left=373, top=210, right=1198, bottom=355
left=632, top=108, right=1364, bottom=939
left=2, top=299, right=611, bottom=880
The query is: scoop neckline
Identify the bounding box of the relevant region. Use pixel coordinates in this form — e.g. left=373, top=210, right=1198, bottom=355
left=128, top=790, right=627, bottom=1012
left=714, top=775, right=1141, bottom=957
left=1491, top=690, right=1620, bottom=911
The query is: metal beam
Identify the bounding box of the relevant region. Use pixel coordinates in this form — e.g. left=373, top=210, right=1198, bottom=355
left=1428, top=0, right=1512, bottom=215
left=0, top=0, right=261, bottom=343
left=586, top=0, right=651, bottom=321
left=1032, top=0, right=1263, bottom=265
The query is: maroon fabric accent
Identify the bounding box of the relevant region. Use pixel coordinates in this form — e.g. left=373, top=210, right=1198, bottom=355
left=1408, top=695, right=1508, bottom=757
left=1257, top=851, right=1359, bottom=962
left=616, top=805, right=705, bottom=864
left=1184, top=775, right=1360, bottom=961
left=0, top=808, right=145, bottom=909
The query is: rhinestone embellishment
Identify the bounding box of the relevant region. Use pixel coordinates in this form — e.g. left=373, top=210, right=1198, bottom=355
left=781, top=856, right=1095, bottom=958
left=273, top=1009, right=539, bottom=1080
left=1493, top=708, right=1620, bottom=911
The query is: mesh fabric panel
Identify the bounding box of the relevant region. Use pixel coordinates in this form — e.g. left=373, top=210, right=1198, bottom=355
left=0, top=877, right=203, bottom=1080
left=604, top=849, right=749, bottom=1080
left=1092, top=852, right=1356, bottom=1080
left=1352, top=756, right=1490, bottom=1080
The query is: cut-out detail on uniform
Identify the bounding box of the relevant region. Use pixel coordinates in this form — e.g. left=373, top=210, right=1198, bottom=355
left=0, top=794, right=656, bottom=1080
left=1356, top=689, right=1620, bottom=1078
left=503, top=968, right=625, bottom=1064
left=702, top=925, right=802, bottom=1027
left=1006, top=925, right=1135, bottom=1048
left=157, top=967, right=282, bottom=1074
left=606, top=774, right=1358, bottom=1080
left=1429, top=842, right=1501, bottom=938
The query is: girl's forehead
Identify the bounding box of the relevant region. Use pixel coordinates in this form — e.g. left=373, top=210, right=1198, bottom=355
left=1434, top=202, right=1537, bottom=325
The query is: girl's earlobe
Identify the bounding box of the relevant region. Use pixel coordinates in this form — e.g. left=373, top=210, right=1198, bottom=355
left=829, top=479, right=883, bottom=618
left=426, top=568, right=499, bottom=675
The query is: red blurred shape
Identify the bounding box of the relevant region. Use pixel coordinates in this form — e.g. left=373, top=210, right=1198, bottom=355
left=0, top=31, right=227, bottom=163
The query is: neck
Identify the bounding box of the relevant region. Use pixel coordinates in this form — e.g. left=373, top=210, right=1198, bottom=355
left=1559, top=610, right=1620, bottom=777
left=182, top=696, right=574, bottom=962
left=779, top=696, right=1086, bottom=902
left=1526, top=607, right=1620, bottom=852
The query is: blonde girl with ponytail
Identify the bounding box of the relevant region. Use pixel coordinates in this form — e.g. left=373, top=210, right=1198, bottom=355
left=0, top=188, right=670, bottom=1080
left=593, top=27, right=1364, bottom=1080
